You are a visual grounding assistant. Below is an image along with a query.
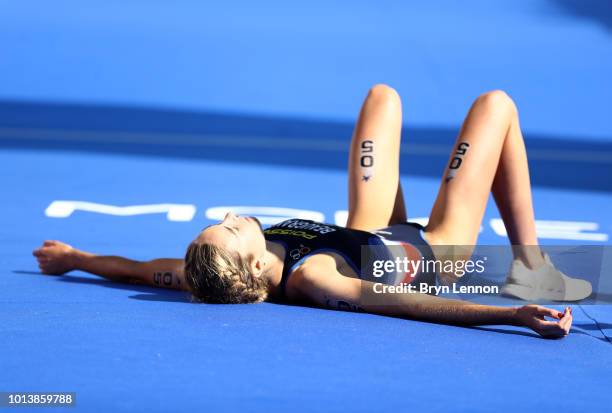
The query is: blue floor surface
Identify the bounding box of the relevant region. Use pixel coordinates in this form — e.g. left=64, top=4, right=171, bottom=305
left=1, top=1, right=612, bottom=412
left=1, top=149, right=611, bottom=412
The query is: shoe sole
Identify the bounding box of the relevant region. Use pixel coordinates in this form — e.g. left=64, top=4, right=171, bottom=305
left=501, top=283, right=590, bottom=302
left=500, top=284, right=536, bottom=301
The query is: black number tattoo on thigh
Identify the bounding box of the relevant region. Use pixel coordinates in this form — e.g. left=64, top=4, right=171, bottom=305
left=360, top=140, right=374, bottom=182
left=445, top=142, right=470, bottom=183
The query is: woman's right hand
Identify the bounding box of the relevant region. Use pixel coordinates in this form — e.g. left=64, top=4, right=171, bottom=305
left=516, top=304, right=572, bottom=338
left=32, top=240, right=79, bottom=275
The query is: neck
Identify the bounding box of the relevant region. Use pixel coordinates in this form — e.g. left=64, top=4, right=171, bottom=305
left=262, top=240, right=286, bottom=298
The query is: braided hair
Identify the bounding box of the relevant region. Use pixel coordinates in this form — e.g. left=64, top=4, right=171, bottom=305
left=184, top=241, right=269, bottom=304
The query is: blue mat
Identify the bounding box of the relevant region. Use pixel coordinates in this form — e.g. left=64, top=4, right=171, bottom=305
left=1, top=1, right=612, bottom=412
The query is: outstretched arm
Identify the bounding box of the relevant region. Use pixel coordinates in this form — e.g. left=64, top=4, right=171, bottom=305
left=33, top=240, right=187, bottom=291
left=294, top=266, right=572, bottom=339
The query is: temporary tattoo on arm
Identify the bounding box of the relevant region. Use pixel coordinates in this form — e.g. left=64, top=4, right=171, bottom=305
left=153, top=271, right=180, bottom=287
left=360, top=140, right=374, bottom=182
left=445, top=142, right=470, bottom=183
left=324, top=295, right=365, bottom=312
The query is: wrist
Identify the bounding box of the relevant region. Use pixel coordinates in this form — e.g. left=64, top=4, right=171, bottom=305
left=69, top=249, right=93, bottom=270
left=507, top=306, right=522, bottom=326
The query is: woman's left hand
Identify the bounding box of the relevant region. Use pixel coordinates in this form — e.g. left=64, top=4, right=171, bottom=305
left=516, top=305, right=572, bottom=338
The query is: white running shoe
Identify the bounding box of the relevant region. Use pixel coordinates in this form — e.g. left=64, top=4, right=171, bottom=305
left=501, top=253, right=592, bottom=301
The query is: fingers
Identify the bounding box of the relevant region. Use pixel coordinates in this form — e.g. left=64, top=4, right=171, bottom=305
left=559, top=307, right=573, bottom=335
left=535, top=305, right=563, bottom=320
left=37, top=261, right=58, bottom=275
left=33, top=251, right=46, bottom=262
left=33, top=245, right=49, bottom=257
left=38, top=262, right=50, bottom=274
left=33, top=241, right=60, bottom=273
left=33, top=240, right=62, bottom=254
left=32, top=248, right=49, bottom=262
left=536, top=322, right=566, bottom=338
left=535, top=319, right=563, bottom=329
left=536, top=307, right=572, bottom=338
left=33, top=241, right=65, bottom=258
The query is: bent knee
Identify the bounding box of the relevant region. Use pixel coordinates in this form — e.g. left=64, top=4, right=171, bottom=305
left=475, top=89, right=517, bottom=115
left=367, top=83, right=401, bottom=106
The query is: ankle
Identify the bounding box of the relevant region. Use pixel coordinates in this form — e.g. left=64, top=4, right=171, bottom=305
left=514, top=250, right=545, bottom=270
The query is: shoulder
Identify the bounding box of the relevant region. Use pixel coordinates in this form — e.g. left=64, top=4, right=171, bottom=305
left=290, top=253, right=337, bottom=282
left=287, top=254, right=332, bottom=288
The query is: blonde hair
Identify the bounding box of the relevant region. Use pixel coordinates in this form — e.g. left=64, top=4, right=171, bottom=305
left=184, top=241, right=268, bottom=304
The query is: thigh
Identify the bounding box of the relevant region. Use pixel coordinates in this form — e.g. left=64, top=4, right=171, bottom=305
left=346, top=85, right=406, bottom=231
left=425, top=91, right=515, bottom=247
